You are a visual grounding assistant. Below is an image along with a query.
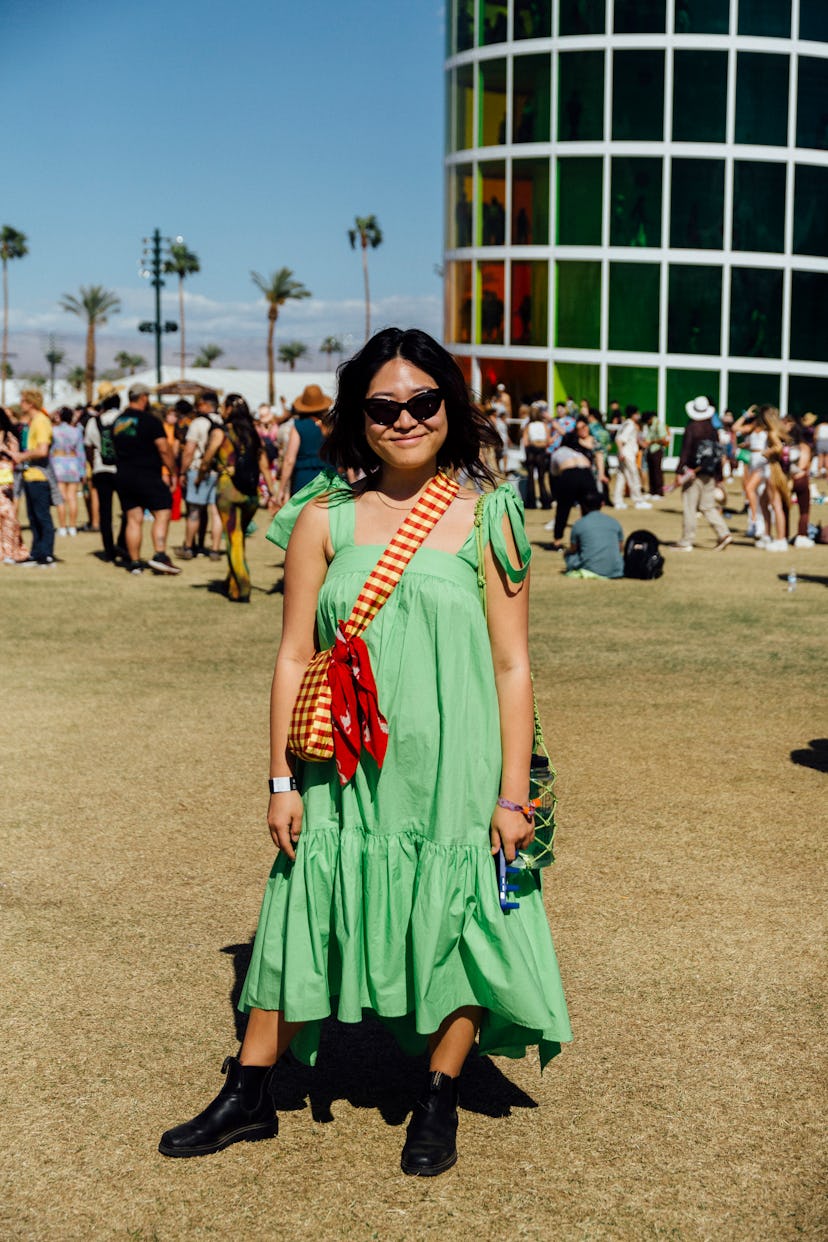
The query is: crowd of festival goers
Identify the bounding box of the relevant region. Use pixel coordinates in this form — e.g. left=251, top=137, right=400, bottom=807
left=1, top=379, right=825, bottom=594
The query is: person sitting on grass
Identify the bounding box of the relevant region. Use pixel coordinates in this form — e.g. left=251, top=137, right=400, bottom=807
left=563, top=491, right=624, bottom=579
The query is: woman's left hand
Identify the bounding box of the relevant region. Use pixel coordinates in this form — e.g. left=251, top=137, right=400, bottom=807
left=490, top=804, right=535, bottom=864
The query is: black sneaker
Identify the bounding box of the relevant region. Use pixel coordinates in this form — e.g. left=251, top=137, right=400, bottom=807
left=128, top=561, right=144, bottom=575
left=149, top=551, right=181, bottom=575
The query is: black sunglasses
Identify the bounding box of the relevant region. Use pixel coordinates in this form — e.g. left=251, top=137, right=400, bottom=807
left=364, top=388, right=442, bottom=426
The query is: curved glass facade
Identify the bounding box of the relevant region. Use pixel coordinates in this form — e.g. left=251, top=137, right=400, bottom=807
left=444, top=1, right=828, bottom=419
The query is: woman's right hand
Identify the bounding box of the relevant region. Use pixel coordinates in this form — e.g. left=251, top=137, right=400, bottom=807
left=268, top=791, right=304, bottom=861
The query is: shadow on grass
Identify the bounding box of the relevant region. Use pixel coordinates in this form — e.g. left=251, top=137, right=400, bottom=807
left=221, top=939, right=538, bottom=1127
left=790, top=738, right=828, bottom=773
left=776, top=573, right=828, bottom=588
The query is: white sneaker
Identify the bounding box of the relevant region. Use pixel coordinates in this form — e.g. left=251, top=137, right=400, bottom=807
left=68, top=527, right=77, bottom=536
left=793, top=535, right=814, bottom=548
left=615, top=502, right=628, bottom=510
left=57, top=527, right=67, bottom=537
left=543, top=518, right=556, bottom=531
left=634, top=501, right=653, bottom=510
left=765, top=539, right=788, bottom=552
left=671, top=541, right=694, bottom=551
left=755, top=535, right=771, bottom=548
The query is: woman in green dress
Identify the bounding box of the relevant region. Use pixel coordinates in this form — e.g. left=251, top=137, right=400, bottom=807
left=159, top=328, right=571, bottom=1173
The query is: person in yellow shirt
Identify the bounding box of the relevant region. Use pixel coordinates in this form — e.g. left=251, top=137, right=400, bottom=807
left=14, top=388, right=56, bottom=565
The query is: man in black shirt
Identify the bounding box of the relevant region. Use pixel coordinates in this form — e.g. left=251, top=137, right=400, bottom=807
left=112, top=384, right=181, bottom=575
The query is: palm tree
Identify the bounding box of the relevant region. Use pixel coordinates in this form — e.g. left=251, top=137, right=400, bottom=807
left=114, top=351, right=146, bottom=375
left=193, top=343, right=223, bottom=368
left=59, top=285, right=121, bottom=404
left=277, top=341, right=308, bottom=371
left=348, top=215, right=383, bottom=341
left=1, top=225, right=28, bottom=405
left=44, top=337, right=65, bottom=400
left=163, top=242, right=200, bottom=377
left=67, top=366, right=86, bottom=392
left=250, top=268, right=311, bottom=404
left=320, top=335, right=343, bottom=367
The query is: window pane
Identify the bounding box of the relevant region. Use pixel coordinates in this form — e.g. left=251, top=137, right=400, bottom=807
left=511, top=261, right=549, bottom=346
left=732, top=162, right=786, bottom=252
left=453, top=65, right=474, bottom=152
left=729, top=267, right=783, bottom=358
left=607, top=365, right=658, bottom=412
left=673, top=0, right=729, bottom=33
left=448, top=164, right=474, bottom=248
left=797, top=59, right=828, bottom=151
left=480, top=0, right=508, bottom=44
left=738, top=0, right=790, bottom=37
left=515, top=0, right=551, bottom=38
left=555, top=261, right=601, bottom=348
left=513, top=55, right=551, bottom=143
left=668, top=265, right=722, bottom=354
left=609, top=263, right=660, bottom=352
left=666, top=368, right=720, bottom=426
left=612, top=51, right=665, bottom=141
left=445, top=261, right=472, bottom=343
left=554, top=362, right=600, bottom=406
left=558, top=52, right=604, bottom=141
left=478, top=162, right=506, bottom=245
left=673, top=51, right=727, bottom=143
left=559, top=0, right=604, bottom=34
left=479, top=59, right=507, bottom=147
left=513, top=158, right=551, bottom=245
left=727, top=372, right=780, bottom=415
left=793, top=166, right=828, bottom=256
left=610, top=157, right=662, bottom=247
left=735, top=53, right=789, bottom=147
left=788, top=374, right=828, bottom=418
left=800, top=0, right=828, bottom=41
left=477, top=262, right=505, bottom=344
left=670, top=159, right=724, bottom=248
left=614, top=0, right=666, bottom=33
left=558, top=157, right=603, bottom=244
left=790, top=272, right=828, bottom=362
left=456, top=0, right=475, bottom=51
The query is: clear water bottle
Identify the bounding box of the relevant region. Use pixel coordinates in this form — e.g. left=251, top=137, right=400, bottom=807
left=787, top=570, right=797, bottom=593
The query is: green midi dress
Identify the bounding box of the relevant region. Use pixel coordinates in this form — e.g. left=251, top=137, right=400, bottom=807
left=239, top=471, right=572, bottom=1068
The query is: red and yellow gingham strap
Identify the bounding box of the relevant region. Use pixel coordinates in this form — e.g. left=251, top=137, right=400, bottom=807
left=345, top=472, right=459, bottom=639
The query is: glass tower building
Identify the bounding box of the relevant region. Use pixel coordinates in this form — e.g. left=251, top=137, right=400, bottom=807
left=444, top=0, right=828, bottom=421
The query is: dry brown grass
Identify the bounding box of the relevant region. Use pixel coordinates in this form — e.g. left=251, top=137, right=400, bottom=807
left=1, top=490, right=825, bottom=1241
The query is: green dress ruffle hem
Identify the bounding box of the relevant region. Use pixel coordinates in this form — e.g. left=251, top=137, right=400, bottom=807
left=241, top=473, right=572, bottom=1069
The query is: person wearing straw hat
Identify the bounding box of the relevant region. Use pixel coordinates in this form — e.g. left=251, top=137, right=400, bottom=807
left=277, top=384, right=331, bottom=505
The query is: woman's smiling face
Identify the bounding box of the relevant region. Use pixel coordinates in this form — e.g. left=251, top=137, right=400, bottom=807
left=363, top=357, right=448, bottom=472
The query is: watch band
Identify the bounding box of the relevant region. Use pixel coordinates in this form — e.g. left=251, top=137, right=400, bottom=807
left=268, top=776, right=298, bottom=794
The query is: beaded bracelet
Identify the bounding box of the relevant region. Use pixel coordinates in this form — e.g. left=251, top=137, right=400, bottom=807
left=496, top=796, right=537, bottom=820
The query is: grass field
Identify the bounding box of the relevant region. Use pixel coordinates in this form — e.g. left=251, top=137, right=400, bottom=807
left=2, top=488, right=825, bottom=1241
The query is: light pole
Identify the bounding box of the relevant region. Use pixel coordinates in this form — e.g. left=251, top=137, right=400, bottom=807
left=138, top=229, right=179, bottom=385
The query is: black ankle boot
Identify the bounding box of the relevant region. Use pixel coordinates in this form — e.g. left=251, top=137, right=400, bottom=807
left=158, top=1056, right=278, bottom=1158
left=400, top=1070, right=459, bottom=1176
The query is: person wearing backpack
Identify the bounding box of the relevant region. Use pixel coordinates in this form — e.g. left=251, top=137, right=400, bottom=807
left=276, top=384, right=331, bottom=503
left=84, top=389, right=126, bottom=562
left=198, top=394, right=278, bottom=602
left=672, top=396, right=732, bottom=551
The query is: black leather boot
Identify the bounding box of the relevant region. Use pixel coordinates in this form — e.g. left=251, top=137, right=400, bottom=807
left=158, top=1056, right=278, bottom=1158
left=400, top=1070, right=459, bottom=1176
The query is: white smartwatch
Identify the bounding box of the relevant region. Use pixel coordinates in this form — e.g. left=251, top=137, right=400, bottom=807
left=268, top=776, right=298, bottom=794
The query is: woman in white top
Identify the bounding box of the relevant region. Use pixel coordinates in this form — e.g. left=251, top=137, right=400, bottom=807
left=733, top=405, right=771, bottom=541
left=521, top=408, right=551, bottom=509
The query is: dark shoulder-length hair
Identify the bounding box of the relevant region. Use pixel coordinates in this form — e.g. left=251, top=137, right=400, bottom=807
left=223, top=393, right=256, bottom=450
left=322, top=327, right=501, bottom=486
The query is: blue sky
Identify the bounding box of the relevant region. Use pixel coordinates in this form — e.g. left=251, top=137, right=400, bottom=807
left=2, top=0, right=446, bottom=371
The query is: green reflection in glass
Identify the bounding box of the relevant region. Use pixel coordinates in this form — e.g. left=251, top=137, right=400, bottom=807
left=448, top=165, right=474, bottom=249
left=454, top=65, right=474, bottom=152
left=610, top=157, right=662, bottom=247
left=796, top=59, right=828, bottom=151
left=513, top=159, right=551, bottom=245
left=456, top=0, right=475, bottom=51
left=515, top=0, right=551, bottom=38
left=513, top=55, right=551, bottom=143
left=612, top=51, right=665, bottom=141
left=800, top=0, right=828, bottom=41
left=553, top=362, right=600, bottom=407
left=477, top=162, right=506, bottom=246
left=558, top=51, right=604, bottom=141
left=557, top=157, right=602, bottom=245
left=559, top=0, right=604, bottom=34
left=614, top=0, right=665, bottom=33
left=673, top=51, right=727, bottom=143
left=480, top=0, right=508, bottom=44
left=790, top=272, right=828, bottom=362
left=668, top=265, right=722, bottom=355
left=479, top=59, right=507, bottom=147
left=555, top=261, right=601, bottom=348
left=732, top=162, right=785, bottom=253
left=729, top=268, right=783, bottom=359
left=788, top=374, right=828, bottom=418
left=670, top=159, right=724, bottom=249
left=738, top=0, right=790, bottom=38
left=793, top=166, right=828, bottom=256
left=673, top=0, right=728, bottom=33
left=511, top=262, right=549, bottom=346
left=727, top=372, right=780, bottom=415
left=666, top=368, right=720, bottom=427
left=735, top=53, right=789, bottom=147
left=609, top=263, right=660, bottom=352
left=607, top=365, right=658, bottom=412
